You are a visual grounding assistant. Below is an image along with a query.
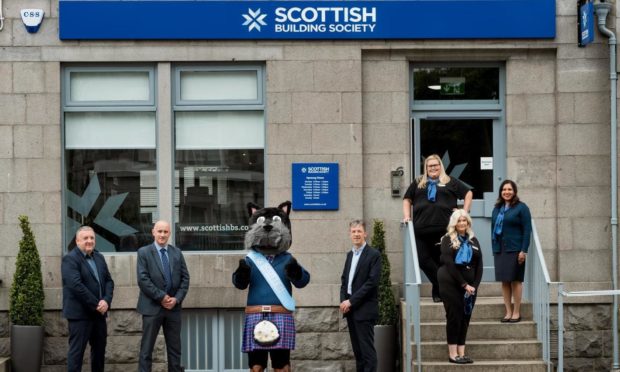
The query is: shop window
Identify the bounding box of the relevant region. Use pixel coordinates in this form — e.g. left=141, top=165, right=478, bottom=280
left=63, top=66, right=157, bottom=252
left=174, top=65, right=265, bottom=251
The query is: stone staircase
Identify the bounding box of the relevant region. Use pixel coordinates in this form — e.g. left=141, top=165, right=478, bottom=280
left=409, top=283, right=550, bottom=371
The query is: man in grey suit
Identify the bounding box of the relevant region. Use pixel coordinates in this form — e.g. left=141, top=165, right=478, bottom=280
left=137, top=220, right=190, bottom=372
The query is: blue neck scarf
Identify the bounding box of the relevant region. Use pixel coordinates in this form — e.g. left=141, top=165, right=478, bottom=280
left=494, top=205, right=510, bottom=237
left=455, top=235, right=472, bottom=265
left=427, top=178, right=438, bottom=202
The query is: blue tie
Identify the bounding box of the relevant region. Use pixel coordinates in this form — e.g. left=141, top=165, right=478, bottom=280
left=160, top=248, right=173, bottom=294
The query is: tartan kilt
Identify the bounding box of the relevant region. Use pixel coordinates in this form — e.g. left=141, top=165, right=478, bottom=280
left=242, top=312, right=296, bottom=352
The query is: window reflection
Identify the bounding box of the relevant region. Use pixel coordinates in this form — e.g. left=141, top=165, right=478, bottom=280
left=413, top=67, right=499, bottom=101
left=65, top=149, right=157, bottom=252
left=175, top=149, right=264, bottom=251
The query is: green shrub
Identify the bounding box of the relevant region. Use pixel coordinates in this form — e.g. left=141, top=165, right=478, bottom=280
left=371, top=219, right=397, bottom=326
left=9, top=215, right=44, bottom=326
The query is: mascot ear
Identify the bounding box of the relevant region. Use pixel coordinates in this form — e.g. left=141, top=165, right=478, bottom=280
left=278, top=201, right=292, bottom=216
left=247, top=202, right=261, bottom=218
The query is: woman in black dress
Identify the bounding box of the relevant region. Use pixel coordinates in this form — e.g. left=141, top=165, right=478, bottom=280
left=403, top=154, right=473, bottom=302
left=492, top=180, right=532, bottom=323
left=438, top=209, right=483, bottom=364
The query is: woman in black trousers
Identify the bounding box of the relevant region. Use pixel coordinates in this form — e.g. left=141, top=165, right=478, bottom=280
left=403, top=154, right=473, bottom=302
left=438, top=209, right=483, bottom=364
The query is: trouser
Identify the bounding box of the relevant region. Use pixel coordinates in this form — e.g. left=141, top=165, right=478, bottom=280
left=415, top=230, right=444, bottom=296
left=346, top=316, right=377, bottom=372
left=67, top=317, right=107, bottom=372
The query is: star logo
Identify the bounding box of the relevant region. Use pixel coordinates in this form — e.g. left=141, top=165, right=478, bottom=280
left=242, top=8, right=267, bottom=32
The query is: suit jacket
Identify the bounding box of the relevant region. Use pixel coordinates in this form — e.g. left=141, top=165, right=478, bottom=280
left=62, top=248, right=114, bottom=320
left=491, top=202, right=532, bottom=254
left=136, top=243, right=190, bottom=315
left=340, top=244, right=382, bottom=321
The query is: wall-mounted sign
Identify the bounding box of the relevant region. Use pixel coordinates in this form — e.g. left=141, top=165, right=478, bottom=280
left=59, top=0, right=556, bottom=40
left=480, top=157, right=493, bottom=170
left=578, top=1, right=594, bottom=47
left=292, top=163, right=338, bottom=210
left=21, top=9, right=45, bottom=33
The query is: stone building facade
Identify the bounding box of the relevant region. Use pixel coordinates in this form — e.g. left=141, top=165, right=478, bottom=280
left=0, top=0, right=617, bottom=370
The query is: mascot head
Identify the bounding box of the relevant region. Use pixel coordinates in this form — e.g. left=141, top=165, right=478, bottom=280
left=244, top=201, right=292, bottom=255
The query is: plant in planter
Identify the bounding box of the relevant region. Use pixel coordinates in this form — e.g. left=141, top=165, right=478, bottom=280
left=371, top=219, right=397, bottom=372
left=9, top=215, right=45, bottom=372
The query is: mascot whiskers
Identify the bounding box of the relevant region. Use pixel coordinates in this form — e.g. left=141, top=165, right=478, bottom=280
left=233, top=201, right=310, bottom=372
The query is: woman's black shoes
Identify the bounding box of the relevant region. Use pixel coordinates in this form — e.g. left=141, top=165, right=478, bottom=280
left=448, top=356, right=469, bottom=364
left=460, top=355, right=474, bottom=363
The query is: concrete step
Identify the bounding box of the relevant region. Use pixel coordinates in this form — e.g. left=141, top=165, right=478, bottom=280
left=0, top=358, right=9, bottom=372
left=419, top=296, right=532, bottom=322
left=414, top=339, right=542, bottom=361
left=413, top=360, right=549, bottom=372
left=420, top=320, right=537, bottom=341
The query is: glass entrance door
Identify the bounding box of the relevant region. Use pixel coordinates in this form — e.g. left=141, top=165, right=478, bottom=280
left=412, top=114, right=505, bottom=281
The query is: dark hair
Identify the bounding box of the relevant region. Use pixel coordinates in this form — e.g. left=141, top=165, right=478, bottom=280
left=495, top=179, right=521, bottom=208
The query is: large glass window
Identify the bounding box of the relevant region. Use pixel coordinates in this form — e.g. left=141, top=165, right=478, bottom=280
left=174, top=66, right=265, bottom=251
left=63, top=66, right=157, bottom=252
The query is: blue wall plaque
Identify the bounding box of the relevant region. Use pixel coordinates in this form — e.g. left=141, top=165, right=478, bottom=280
left=292, top=163, right=339, bottom=210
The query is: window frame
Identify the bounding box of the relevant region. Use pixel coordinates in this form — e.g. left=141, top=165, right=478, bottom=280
left=61, top=64, right=158, bottom=254
left=172, top=63, right=266, bottom=252
left=410, top=62, right=504, bottom=112
left=63, top=65, right=156, bottom=109
left=173, top=64, right=265, bottom=109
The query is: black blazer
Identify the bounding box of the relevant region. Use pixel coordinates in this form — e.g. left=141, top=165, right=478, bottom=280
left=61, top=248, right=114, bottom=320
left=340, top=244, right=382, bottom=321
left=136, top=243, right=190, bottom=315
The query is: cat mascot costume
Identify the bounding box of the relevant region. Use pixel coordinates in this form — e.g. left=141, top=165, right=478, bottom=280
left=233, top=201, right=310, bottom=372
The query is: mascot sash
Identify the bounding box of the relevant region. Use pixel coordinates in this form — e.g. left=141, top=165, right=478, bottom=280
left=247, top=250, right=296, bottom=311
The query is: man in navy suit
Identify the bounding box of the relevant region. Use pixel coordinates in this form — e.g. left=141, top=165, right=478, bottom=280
left=340, top=220, right=382, bottom=372
left=62, top=226, right=114, bottom=372
left=137, top=220, right=190, bottom=372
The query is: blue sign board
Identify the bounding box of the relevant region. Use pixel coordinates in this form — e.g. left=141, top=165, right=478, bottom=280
left=579, top=1, right=595, bottom=46
left=59, top=0, right=556, bottom=40
left=292, top=163, right=338, bottom=210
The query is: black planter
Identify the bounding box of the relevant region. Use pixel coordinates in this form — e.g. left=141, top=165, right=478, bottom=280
left=11, top=324, right=43, bottom=372
left=374, top=324, right=396, bottom=372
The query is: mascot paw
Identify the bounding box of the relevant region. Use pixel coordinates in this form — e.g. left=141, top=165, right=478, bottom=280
left=235, top=259, right=251, bottom=286
left=285, top=257, right=303, bottom=281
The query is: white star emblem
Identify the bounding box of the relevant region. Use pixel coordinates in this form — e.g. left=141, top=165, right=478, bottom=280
left=242, top=8, right=267, bottom=32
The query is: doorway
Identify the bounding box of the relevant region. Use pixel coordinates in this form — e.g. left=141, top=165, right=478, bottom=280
left=410, top=63, right=506, bottom=281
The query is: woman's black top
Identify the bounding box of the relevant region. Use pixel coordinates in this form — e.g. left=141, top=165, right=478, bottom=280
left=439, top=235, right=483, bottom=289
left=404, top=177, right=471, bottom=234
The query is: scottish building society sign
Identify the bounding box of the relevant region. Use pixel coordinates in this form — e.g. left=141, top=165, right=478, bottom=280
left=59, top=0, right=555, bottom=40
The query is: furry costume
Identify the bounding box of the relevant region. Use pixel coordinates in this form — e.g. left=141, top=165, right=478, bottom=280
left=232, top=201, right=310, bottom=370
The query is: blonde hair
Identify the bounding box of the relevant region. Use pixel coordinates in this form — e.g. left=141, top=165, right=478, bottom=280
left=446, top=209, right=474, bottom=250
left=417, top=154, right=450, bottom=189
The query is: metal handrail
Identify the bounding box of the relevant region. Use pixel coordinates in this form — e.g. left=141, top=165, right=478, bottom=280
left=402, top=221, right=422, bottom=372
left=522, top=219, right=554, bottom=372
left=557, top=288, right=620, bottom=371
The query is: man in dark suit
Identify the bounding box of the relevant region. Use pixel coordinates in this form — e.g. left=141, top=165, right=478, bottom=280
left=137, top=220, right=190, bottom=372
left=340, top=219, right=382, bottom=372
left=62, top=226, right=114, bottom=372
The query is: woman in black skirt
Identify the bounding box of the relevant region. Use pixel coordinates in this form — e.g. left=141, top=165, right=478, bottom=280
left=438, top=209, right=483, bottom=364
left=491, top=180, right=532, bottom=323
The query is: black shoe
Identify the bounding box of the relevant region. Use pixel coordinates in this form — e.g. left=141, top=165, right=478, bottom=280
left=432, top=295, right=442, bottom=303
left=509, top=316, right=522, bottom=323
left=460, top=355, right=474, bottom=364
left=448, top=356, right=468, bottom=364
